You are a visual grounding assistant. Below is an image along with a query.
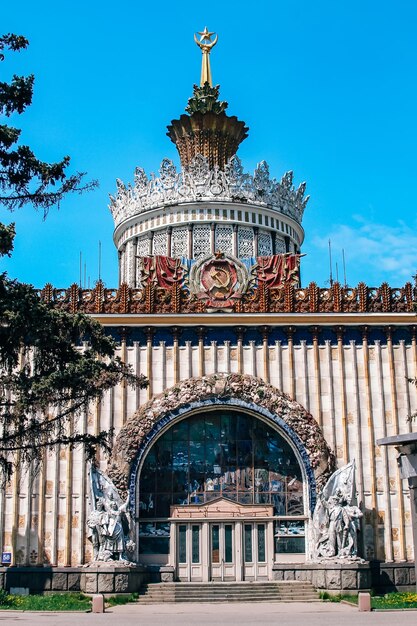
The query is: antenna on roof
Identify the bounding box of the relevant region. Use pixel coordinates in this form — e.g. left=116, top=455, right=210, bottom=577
left=328, top=239, right=333, bottom=287
left=336, top=261, right=339, bottom=284
left=98, top=240, right=102, bottom=282
left=79, top=252, right=82, bottom=288
left=342, top=248, right=347, bottom=288
left=84, top=262, right=87, bottom=290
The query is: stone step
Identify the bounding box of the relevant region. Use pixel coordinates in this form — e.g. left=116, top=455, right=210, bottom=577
left=141, top=589, right=317, bottom=592
left=139, top=596, right=319, bottom=602
left=138, top=581, right=320, bottom=604
left=140, top=593, right=317, bottom=600
left=138, top=598, right=322, bottom=604
left=142, top=585, right=314, bottom=594
left=137, top=598, right=321, bottom=604
left=143, top=580, right=313, bottom=584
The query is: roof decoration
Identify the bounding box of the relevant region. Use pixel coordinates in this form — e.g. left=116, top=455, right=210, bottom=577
left=166, top=28, right=248, bottom=169
left=194, top=26, right=218, bottom=87
left=109, top=155, right=309, bottom=227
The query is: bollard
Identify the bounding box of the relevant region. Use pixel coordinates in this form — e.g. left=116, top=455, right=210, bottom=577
left=92, top=594, right=105, bottom=613
left=358, top=592, right=371, bottom=612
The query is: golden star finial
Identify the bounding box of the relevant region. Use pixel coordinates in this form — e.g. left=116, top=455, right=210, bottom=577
left=198, top=26, right=215, bottom=43
left=194, top=27, right=218, bottom=87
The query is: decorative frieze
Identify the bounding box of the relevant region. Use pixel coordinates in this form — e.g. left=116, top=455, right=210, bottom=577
left=39, top=275, right=416, bottom=316
left=109, top=155, right=309, bottom=228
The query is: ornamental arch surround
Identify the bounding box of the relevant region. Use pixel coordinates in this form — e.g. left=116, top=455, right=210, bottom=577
left=108, top=373, right=335, bottom=512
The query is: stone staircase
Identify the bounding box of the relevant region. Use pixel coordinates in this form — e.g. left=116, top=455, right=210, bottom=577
left=137, top=581, right=320, bottom=603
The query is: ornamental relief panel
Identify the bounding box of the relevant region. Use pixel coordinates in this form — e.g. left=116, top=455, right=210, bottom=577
left=215, top=224, right=233, bottom=253
left=275, top=236, right=286, bottom=254
left=137, top=234, right=151, bottom=257
left=171, top=226, right=189, bottom=258
left=193, top=224, right=211, bottom=259
left=152, top=231, right=167, bottom=256
left=238, top=226, right=254, bottom=258
left=258, top=231, right=273, bottom=256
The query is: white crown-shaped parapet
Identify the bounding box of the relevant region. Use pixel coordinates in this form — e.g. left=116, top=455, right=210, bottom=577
left=109, top=155, right=309, bottom=228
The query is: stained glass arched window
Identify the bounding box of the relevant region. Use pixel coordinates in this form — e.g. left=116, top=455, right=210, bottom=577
left=138, top=410, right=304, bottom=520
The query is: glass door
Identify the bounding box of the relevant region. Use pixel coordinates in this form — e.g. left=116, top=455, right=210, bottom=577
left=176, top=523, right=202, bottom=581
left=210, top=523, right=235, bottom=581
left=243, top=523, right=268, bottom=580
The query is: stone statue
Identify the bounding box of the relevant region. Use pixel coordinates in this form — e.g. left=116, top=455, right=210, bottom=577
left=86, top=497, right=106, bottom=560
left=86, top=465, right=135, bottom=564
left=312, top=461, right=364, bottom=562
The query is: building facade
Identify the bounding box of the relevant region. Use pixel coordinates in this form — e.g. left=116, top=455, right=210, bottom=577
left=2, top=31, right=416, bottom=590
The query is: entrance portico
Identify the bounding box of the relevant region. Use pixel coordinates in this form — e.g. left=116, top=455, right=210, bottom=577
left=170, top=498, right=274, bottom=582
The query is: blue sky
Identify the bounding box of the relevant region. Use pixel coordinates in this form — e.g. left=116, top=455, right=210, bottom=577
left=2, top=0, right=417, bottom=289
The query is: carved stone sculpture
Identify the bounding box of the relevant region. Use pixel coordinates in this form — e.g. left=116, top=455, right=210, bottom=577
left=311, top=461, right=364, bottom=562
left=86, top=465, right=135, bottom=564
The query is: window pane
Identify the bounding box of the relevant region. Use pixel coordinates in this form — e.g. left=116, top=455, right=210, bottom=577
left=138, top=493, right=155, bottom=517
left=205, top=415, right=221, bottom=441
left=276, top=535, right=305, bottom=554
left=275, top=521, right=305, bottom=554
left=189, top=416, right=205, bottom=441
left=189, top=441, right=205, bottom=473
left=178, top=525, right=187, bottom=563
left=192, top=525, right=200, bottom=563
left=244, top=524, right=252, bottom=562
left=139, top=537, right=169, bottom=554
left=156, top=493, right=171, bottom=517
left=156, top=469, right=172, bottom=492
left=172, top=420, right=188, bottom=441
left=155, top=439, right=172, bottom=469
left=287, top=492, right=304, bottom=515
left=257, top=524, right=266, bottom=562
left=225, top=524, right=233, bottom=563
left=172, top=441, right=188, bottom=471
left=211, top=525, right=220, bottom=563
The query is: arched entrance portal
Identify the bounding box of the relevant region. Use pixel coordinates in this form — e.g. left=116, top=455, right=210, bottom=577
left=137, top=406, right=307, bottom=581
left=109, top=373, right=334, bottom=581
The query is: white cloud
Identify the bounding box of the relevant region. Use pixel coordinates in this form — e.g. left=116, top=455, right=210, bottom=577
left=306, top=216, right=417, bottom=286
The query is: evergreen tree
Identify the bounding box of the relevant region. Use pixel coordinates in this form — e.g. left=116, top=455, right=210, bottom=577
left=0, top=34, right=96, bottom=212
left=0, top=34, right=147, bottom=479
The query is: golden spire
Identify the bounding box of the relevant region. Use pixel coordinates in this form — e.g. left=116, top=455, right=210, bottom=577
left=194, top=26, right=218, bottom=87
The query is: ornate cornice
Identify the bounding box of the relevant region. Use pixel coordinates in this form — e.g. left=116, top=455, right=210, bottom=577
left=109, top=155, right=309, bottom=228
left=40, top=279, right=416, bottom=316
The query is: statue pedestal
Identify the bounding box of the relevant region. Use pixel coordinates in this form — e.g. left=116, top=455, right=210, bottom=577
left=80, top=563, right=148, bottom=594
left=272, top=561, right=372, bottom=591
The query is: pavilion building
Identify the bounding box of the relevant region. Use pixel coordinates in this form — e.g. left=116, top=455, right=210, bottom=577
left=3, top=29, right=416, bottom=593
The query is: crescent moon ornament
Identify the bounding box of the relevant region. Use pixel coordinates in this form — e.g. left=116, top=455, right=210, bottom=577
left=194, top=27, right=218, bottom=87
left=194, top=32, right=218, bottom=51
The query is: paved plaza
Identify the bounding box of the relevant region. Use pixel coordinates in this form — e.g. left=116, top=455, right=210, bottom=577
left=0, top=602, right=413, bottom=626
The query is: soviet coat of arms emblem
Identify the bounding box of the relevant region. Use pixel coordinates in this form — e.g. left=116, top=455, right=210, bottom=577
left=201, top=258, right=237, bottom=301
left=189, top=252, right=253, bottom=311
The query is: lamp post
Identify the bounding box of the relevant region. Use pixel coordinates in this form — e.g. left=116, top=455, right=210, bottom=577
left=377, top=432, right=417, bottom=592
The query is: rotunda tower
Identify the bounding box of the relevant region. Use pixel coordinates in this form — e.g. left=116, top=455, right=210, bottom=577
left=109, top=29, right=309, bottom=290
